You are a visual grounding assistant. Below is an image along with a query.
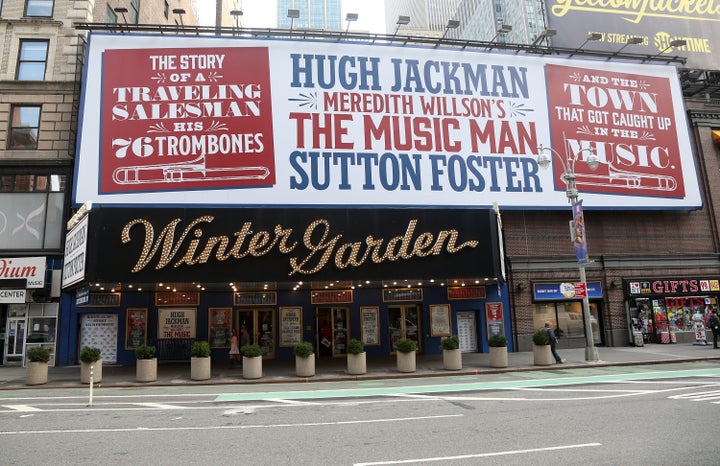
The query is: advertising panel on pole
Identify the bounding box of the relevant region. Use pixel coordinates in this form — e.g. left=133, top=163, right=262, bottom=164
left=74, top=33, right=700, bottom=210
left=545, top=1, right=720, bottom=70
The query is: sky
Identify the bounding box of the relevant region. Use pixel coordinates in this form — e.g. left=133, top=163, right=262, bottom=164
left=198, top=0, right=386, bottom=33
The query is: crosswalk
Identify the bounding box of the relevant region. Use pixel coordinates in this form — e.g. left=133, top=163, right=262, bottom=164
left=668, top=389, right=720, bottom=403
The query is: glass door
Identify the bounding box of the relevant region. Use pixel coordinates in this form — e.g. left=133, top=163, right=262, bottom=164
left=5, top=317, right=26, bottom=365
left=236, top=308, right=275, bottom=358
left=388, top=304, right=421, bottom=353
left=315, top=307, right=349, bottom=357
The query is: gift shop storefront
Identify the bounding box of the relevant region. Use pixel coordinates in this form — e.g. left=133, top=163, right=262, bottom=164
left=625, top=277, right=720, bottom=345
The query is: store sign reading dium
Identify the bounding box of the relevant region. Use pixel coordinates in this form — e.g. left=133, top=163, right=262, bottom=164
left=74, top=35, right=700, bottom=209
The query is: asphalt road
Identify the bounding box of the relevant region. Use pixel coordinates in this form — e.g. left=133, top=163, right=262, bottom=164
left=1, top=362, right=719, bottom=465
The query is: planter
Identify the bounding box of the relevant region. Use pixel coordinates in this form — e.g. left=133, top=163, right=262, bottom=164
left=396, top=351, right=416, bottom=373
left=489, top=346, right=508, bottom=368
left=191, top=356, right=211, bottom=381
left=26, top=361, right=48, bottom=386
left=136, top=358, right=157, bottom=382
left=533, top=344, right=554, bottom=366
left=81, top=359, right=103, bottom=383
left=347, top=352, right=366, bottom=375
left=243, top=356, right=262, bottom=379
left=295, top=355, right=315, bottom=377
left=442, top=349, right=462, bottom=370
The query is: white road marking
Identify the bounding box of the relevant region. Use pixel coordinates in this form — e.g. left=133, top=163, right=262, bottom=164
left=134, top=402, right=184, bottom=409
left=0, top=414, right=463, bottom=436
left=353, top=442, right=603, bottom=465
left=2, top=405, right=41, bottom=412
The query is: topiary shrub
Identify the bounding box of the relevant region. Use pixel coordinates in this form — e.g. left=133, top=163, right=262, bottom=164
left=80, top=346, right=101, bottom=363
left=294, top=341, right=314, bottom=358
left=533, top=329, right=550, bottom=345
left=441, top=335, right=459, bottom=350
left=27, top=347, right=50, bottom=363
left=396, top=338, right=417, bottom=353
left=488, top=333, right=507, bottom=347
left=191, top=340, right=211, bottom=358
left=241, top=344, right=262, bottom=358
left=347, top=338, right=364, bottom=355
left=135, top=344, right=156, bottom=359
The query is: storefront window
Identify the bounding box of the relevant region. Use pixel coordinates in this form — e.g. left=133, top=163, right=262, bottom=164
left=630, top=296, right=715, bottom=343
left=533, top=302, right=600, bottom=344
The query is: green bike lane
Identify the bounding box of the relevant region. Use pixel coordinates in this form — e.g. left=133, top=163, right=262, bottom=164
left=215, top=362, right=720, bottom=402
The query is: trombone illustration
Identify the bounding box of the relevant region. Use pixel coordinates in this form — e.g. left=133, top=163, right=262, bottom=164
left=112, top=153, right=270, bottom=185
left=573, top=162, right=677, bottom=192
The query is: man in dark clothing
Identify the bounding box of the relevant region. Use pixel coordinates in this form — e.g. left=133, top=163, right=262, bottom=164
left=706, top=311, right=720, bottom=349
left=545, top=321, right=566, bottom=363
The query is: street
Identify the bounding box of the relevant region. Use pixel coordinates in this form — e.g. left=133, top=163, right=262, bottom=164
left=1, top=362, right=719, bottom=465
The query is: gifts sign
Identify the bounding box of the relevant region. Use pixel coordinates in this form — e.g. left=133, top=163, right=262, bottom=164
left=100, top=48, right=276, bottom=193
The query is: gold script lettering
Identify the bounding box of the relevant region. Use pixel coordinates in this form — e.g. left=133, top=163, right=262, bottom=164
left=549, top=0, right=720, bottom=24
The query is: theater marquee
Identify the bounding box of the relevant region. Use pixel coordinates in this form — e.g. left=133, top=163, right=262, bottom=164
left=81, top=208, right=503, bottom=284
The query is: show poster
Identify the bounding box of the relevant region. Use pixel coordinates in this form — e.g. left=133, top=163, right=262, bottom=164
left=546, top=64, right=685, bottom=199
left=100, top=47, right=275, bottom=193
left=158, top=308, right=196, bottom=339
left=75, top=34, right=699, bottom=210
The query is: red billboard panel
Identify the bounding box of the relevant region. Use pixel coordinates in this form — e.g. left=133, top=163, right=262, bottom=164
left=100, top=47, right=275, bottom=193
left=546, top=64, right=685, bottom=199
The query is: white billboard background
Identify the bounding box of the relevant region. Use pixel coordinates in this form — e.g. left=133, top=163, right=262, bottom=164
left=74, top=34, right=700, bottom=210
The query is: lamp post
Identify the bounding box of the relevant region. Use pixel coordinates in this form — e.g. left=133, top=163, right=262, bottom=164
left=536, top=141, right=600, bottom=362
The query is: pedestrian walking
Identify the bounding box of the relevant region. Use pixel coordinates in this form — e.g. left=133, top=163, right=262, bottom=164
left=706, top=310, right=720, bottom=349
left=229, top=329, right=240, bottom=365
left=544, top=321, right=566, bottom=363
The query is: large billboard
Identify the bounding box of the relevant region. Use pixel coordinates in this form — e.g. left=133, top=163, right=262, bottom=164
left=74, top=33, right=700, bottom=210
left=546, top=0, right=720, bottom=70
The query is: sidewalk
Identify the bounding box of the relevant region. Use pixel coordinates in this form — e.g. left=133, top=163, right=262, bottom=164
left=2, top=342, right=720, bottom=390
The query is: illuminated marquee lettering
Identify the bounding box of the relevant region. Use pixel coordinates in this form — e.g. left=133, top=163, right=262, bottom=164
left=121, top=216, right=479, bottom=277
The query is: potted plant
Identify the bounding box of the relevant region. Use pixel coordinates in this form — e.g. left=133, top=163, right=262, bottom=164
left=347, top=338, right=366, bottom=375
left=441, top=335, right=462, bottom=370
left=135, top=344, right=157, bottom=382
left=395, top=338, right=417, bottom=373
left=80, top=346, right=102, bottom=383
left=241, top=344, right=263, bottom=379
left=532, top=329, right=553, bottom=366
left=488, top=333, right=508, bottom=368
left=26, top=347, right=50, bottom=385
left=294, top=341, right=315, bottom=377
left=190, top=340, right=211, bottom=381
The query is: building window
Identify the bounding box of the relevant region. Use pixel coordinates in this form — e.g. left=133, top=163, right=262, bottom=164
left=8, top=106, right=41, bottom=150
left=16, top=40, right=48, bottom=80
left=25, top=0, right=54, bottom=17
left=106, top=5, right=118, bottom=23
left=0, top=174, right=65, bottom=250
left=130, top=0, right=140, bottom=24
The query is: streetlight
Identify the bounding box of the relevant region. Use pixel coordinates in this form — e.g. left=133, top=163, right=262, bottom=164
left=345, top=12, right=358, bottom=33
left=394, top=15, right=410, bottom=36
left=441, top=19, right=460, bottom=40
left=536, top=140, right=600, bottom=362
left=230, top=9, right=243, bottom=35
left=287, top=9, right=300, bottom=32
left=172, top=8, right=186, bottom=26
